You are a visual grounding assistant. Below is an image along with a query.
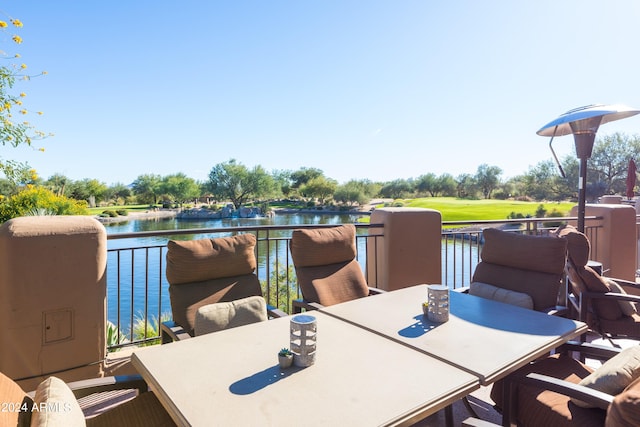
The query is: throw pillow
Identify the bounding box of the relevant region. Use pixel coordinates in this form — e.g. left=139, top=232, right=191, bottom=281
left=31, top=376, right=86, bottom=427
left=606, top=376, right=640, bottom=427
left=571, top=345, right=640, bottom=408
left=195, top=295, right=267, bottom=336
left=469, top=282, right=534, bottom=310
left=605, top=279, right=638, bottom=317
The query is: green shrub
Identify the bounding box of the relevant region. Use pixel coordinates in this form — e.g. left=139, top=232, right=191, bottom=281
left=116, top=209, right=128, bottom=216
left=102, top=209, right=118, bottom=217
left=0, top=187, right=88, bottom=223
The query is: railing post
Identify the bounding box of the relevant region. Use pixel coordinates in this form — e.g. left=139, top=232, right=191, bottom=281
left=367, top=207, right=442, bottom=291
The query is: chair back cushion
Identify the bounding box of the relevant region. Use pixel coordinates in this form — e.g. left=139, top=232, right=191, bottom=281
left=469, top=282, right=534, bottom=310
left=557, top=225, right=590, bottom=268
left=32, top=376, right=86, bottom=427
left=0, top=372, right=32, bottom=427
left=294, top=260, right=369, bottom=306
left=606, top=376, right=640, bottom=426
left=194, top=295, right=268, bottom=336
left=289, top=225, right=357, bottom=267
left=472, top=228, right=567, bottom=311
left=166, top=234, right=257, bottom=285
left=169, top=274, right=263, bottom=336
left=166, top=234, right=262, bottom=335
left=290, top=225, right=369, bottom=306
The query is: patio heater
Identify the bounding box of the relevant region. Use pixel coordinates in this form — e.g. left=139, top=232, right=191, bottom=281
left=537, top=104, right=640, bottom=232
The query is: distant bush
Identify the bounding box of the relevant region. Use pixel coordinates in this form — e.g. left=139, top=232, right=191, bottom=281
left=543, top=209, right=566, bottom=228
left=102, top=209, right=118, bottom=217
left=116, top=209, right=128, bottom=216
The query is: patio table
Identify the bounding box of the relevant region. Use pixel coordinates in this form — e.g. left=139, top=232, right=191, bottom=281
left=320, top=284, right=588, bottom=385
left=131, top=311, right=479, bottom=427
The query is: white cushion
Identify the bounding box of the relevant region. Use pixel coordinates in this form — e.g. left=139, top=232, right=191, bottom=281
left=31, top=376, right=86, bottom=427
left=194, top=295, right=268, bottom=336
left=606, top=279, right=638, bottom=316
left=571, top=345, right=640, bottom=408
left=469, top=282, right=534, bottom=310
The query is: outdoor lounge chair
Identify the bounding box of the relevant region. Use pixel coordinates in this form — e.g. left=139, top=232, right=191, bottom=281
left=468, top=227, right=568, bottom=315
left=161, top=234, right=286, bottom=343
left=0, top=371, right=176, bottom=427
left=289, top=224, right=384, bottom=313
left=490, top=341, right=640, bottom=427
left=558, top=224, right=640, bottom=342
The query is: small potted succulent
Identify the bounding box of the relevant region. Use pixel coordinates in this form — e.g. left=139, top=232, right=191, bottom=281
left=278, top=348, right=293, bottom=368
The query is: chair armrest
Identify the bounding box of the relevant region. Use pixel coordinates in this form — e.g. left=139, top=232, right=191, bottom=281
left=544, top=305, right=569, bottom=317
left=556, top=340, right=622, bottom=361
left=454, top=286, right=470, bottom=293
left=522, top=373, right=614, bottom=410
left=585, top=291, right=640, bottom=304
left=267, top=304, right=287, bottom=318
left=368, top=287, right=386, bottom=295
left=292, top=299, right=324, bottom=313
left=66, top=375, right=149, bottom=399
left=160, top=321, right=192, bottom=344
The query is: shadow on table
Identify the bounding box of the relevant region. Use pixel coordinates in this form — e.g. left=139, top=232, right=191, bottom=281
left=398, top=315, right=442, bottom=338
left=229, top=365, right=305, bottom=395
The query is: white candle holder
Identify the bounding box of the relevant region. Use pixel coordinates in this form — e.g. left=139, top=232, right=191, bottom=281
left=427, top=285, right=449, bottom=323
left=290, top=314, right=317, bottom=367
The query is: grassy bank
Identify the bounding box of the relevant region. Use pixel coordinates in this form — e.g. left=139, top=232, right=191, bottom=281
left=399, top=198, right=575, bottom=222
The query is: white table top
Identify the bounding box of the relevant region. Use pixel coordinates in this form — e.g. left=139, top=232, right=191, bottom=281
left=132, top=311, right=479, bottom=427
left=320, top=285, right=588, bottom=384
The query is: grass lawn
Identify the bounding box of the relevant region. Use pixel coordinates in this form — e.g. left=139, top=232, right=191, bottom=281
left=400, top=197, right=575, bottom=222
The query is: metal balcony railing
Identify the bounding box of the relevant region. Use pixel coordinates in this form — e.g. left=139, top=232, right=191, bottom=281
left=105, top=216, right=602, bottom=351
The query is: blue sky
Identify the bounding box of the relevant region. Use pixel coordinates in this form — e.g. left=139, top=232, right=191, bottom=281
left=4, top=1, right=640, bottom=186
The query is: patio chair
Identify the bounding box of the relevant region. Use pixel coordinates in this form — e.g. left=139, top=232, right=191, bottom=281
left=468, top=227, right=568, bottom=315
left=490, top=341, right=640, bottom=427
left=0, top=371, right=176, bottom=427
left=289, top=224, right=384, bottom=313
left=161, top=234, right=286, bottom=343
left=557, top=224, right=640, bottom=342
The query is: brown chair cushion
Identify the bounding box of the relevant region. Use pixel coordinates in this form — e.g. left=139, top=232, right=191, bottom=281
left=481, top=228, right=567, bottom=275
left=289, top=225, right=357, bottom=267
left=295, top=259, right=369, bottom=306
left=579, top=266, right=624, bottom=321
left=557, top=225, right=591, bottom=268
left=491, top=354, right=605, bottom=427
left=0, top=372, right=32, bottom=427
left=472, top=228, right=567, bottom=311
left=606, top=376, right=640, bottom=427
left=169, top=274, right=263, bottom=336
left=166, top=234, right=257, bottom=285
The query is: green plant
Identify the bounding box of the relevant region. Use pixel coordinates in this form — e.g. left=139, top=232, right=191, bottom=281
left=278, top=348, right=292, bottom=357
left=131, top=312, right=172, bottom=347
left=102, top=209, right=118, bottom=217
left=116, top=209, right=128, bottom=216
left=106, top=320, right=129, bottom=351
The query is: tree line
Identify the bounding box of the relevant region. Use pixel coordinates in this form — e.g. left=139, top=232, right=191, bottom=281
left=1, top=132, right=639, bottom=212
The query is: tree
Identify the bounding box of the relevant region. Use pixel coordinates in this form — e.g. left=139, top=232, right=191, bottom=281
left=589, top=133, right=640, bottom=195
left=132, top=174, right=162, bottom=204
left=299, top=176, right=337, bottom=204
left=290, top=167, right=324, bottom=190
left=474, top=164, right=502, bottom=199
left=160, top=173, right=201, bottom=207
left=105, top=182, right=132, bottom=205
left=379, top=179, right=414, bottom=199
left=207, top=159, right=275, bottom=209
left=43, top=173, right=70, bottom=196
left=0, top=13, right=49, bottom=180
left=68, top=178, right=107, bottom=207
left=455, top=174, right=476, bottom=199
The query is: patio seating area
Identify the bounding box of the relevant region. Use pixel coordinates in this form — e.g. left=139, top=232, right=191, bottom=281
left=1, top=204, right=640, bottom=426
